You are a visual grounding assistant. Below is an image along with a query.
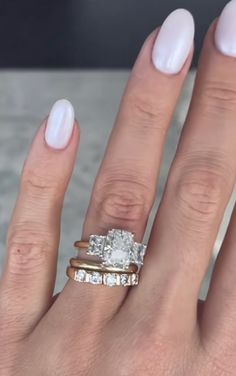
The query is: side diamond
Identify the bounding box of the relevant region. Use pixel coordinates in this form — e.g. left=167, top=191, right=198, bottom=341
left=75, top=269, right=86, bottom=282
left=131, top=273, right=139, bottom=285
left=132, top=243, right=147, bottom=265
left=104, top=273, right=117, bottom=287
left=87, top=235, right=105, bottom=256
left=120, top=274, right=129, bottom=286
left=89, top=272, right=102, bottom=285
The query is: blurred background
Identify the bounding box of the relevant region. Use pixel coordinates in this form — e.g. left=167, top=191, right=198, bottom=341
left=0, top=0, right=234, bottom=294
left=0, top=0, right=230, bottom=68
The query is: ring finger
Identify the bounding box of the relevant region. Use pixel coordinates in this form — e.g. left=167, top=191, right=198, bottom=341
left=60, top=9, right=195, bottom=319
left=0, top=99, right=79, bottom=336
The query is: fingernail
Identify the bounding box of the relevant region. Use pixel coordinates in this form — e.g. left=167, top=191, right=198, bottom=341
left=215, top=0, right=236, bottom=57
left=152, top=9, right=195, bottom=74
left=45, top=99, right=75, bottom=149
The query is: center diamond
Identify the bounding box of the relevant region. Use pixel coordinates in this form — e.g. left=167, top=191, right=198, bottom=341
left=103, top=229, right=134, bottom=268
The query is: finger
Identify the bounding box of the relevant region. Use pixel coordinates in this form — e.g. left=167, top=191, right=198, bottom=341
left=201, top=202, right=236, bottom=349
left=61, top=9, right=194, bottom=318
left=129, top=6, right=236, bottom=336
left=0, top=99, right=79, bottom=336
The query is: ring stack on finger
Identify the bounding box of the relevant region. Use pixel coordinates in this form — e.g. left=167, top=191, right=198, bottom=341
left=66, top=229, right=147, bottom=287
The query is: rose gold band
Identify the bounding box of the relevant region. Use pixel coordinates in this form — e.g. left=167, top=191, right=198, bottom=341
left=67, top=266, right=139, bottom=287
left=74, top=240, right=89, bottom=249
left=70, top=258, right=138, bottom=273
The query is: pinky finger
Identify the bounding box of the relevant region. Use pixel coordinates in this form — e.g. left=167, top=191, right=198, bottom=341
left=201, top=202, right=236, bottom=347
left=0, top=99, right=79, bottom=337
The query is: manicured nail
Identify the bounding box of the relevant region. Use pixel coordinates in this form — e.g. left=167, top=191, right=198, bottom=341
left=45, top=99, right=75, bottom=149
left=152, top=9, right=195, bottom=74
left=215, top=0, right=236, bottom=57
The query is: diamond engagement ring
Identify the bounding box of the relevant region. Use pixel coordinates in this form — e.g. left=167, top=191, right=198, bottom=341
left=74, top=228, right=147, bottom=270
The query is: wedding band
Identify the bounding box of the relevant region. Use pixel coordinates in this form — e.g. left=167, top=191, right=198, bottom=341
left=67, top=266, right=139, bottom=287
left=70, top=258, right=138, bottom=273
left=74, top=228, right=147, bottom=269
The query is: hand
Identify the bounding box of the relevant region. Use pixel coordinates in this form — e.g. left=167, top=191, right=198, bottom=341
left=1, top=4, right=236, bottom=375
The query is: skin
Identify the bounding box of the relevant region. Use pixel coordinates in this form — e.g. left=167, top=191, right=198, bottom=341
left=1, top=19, right=236, bottom=376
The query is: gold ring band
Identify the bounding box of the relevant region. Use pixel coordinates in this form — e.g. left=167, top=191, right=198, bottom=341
left=67, top=266, right=139, bottom=287
left=74, top=240, right=89, bottom=249
left=70, top=258, right=138, bottom=273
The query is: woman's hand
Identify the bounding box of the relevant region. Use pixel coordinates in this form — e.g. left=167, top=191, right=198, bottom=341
left=1, top=3, right=236, bottom=375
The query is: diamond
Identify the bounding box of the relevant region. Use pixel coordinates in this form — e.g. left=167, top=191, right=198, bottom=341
left=87, top=235, right=105, bottom=256
left=120, top=274, right=129, bottom=286
left=75, top=269, right=86, bottom=282
left=132, top=243, right=147, bottom=265
left=103, top=229, right=134, bottom=268
left=89, top=272, right=102, bottom=284
left=104, top=273, right=117, bottom=287
left=131, top=273, right=139, bottom=285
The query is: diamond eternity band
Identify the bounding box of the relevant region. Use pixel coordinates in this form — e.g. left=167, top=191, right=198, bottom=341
left=67, top=266, right=139, bottom=287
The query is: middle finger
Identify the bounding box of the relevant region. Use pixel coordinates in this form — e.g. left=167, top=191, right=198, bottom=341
left=131, top=10, right=236, bottom=336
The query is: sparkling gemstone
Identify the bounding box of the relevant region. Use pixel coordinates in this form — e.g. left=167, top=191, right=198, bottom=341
left=120, top=274, right=129, bottom=286
left=103, top=229, right=134, bottom=268
left=89, top=272, right=102, bottom=284
left=87, top=235, right=105, bottom=256
left=104, top=273, right=117, bottom=287
left=132, top=243, right=147, bottom=265
left=131, top=273, right=139, bottom=285
left=75, top=269, right=86, bottom=282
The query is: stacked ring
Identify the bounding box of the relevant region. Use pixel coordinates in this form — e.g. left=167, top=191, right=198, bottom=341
left=67, top=228, right=147, bottom=287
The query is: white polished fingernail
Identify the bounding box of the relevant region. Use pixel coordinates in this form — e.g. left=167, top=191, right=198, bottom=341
left=45, top=99, right=75, bottom=149
left=215, top=0, right=236, bottom=57
left=152, top=9, right=195, bottom=74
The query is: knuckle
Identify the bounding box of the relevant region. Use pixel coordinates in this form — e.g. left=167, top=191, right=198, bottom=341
left=21, top=169, right=61, bottom=199
left=199, top=80, right=236, bottom=114
left=6, top=224, right=51, bottom=275
left=100, top=192, right=144, bottom=222
left=93, top=174, right=152, bottom=225
left=173, top=152, right=232, bottom=222
left=127, top=92, right=166, bottom=132
left=176, top=171, right=221, bottom=218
